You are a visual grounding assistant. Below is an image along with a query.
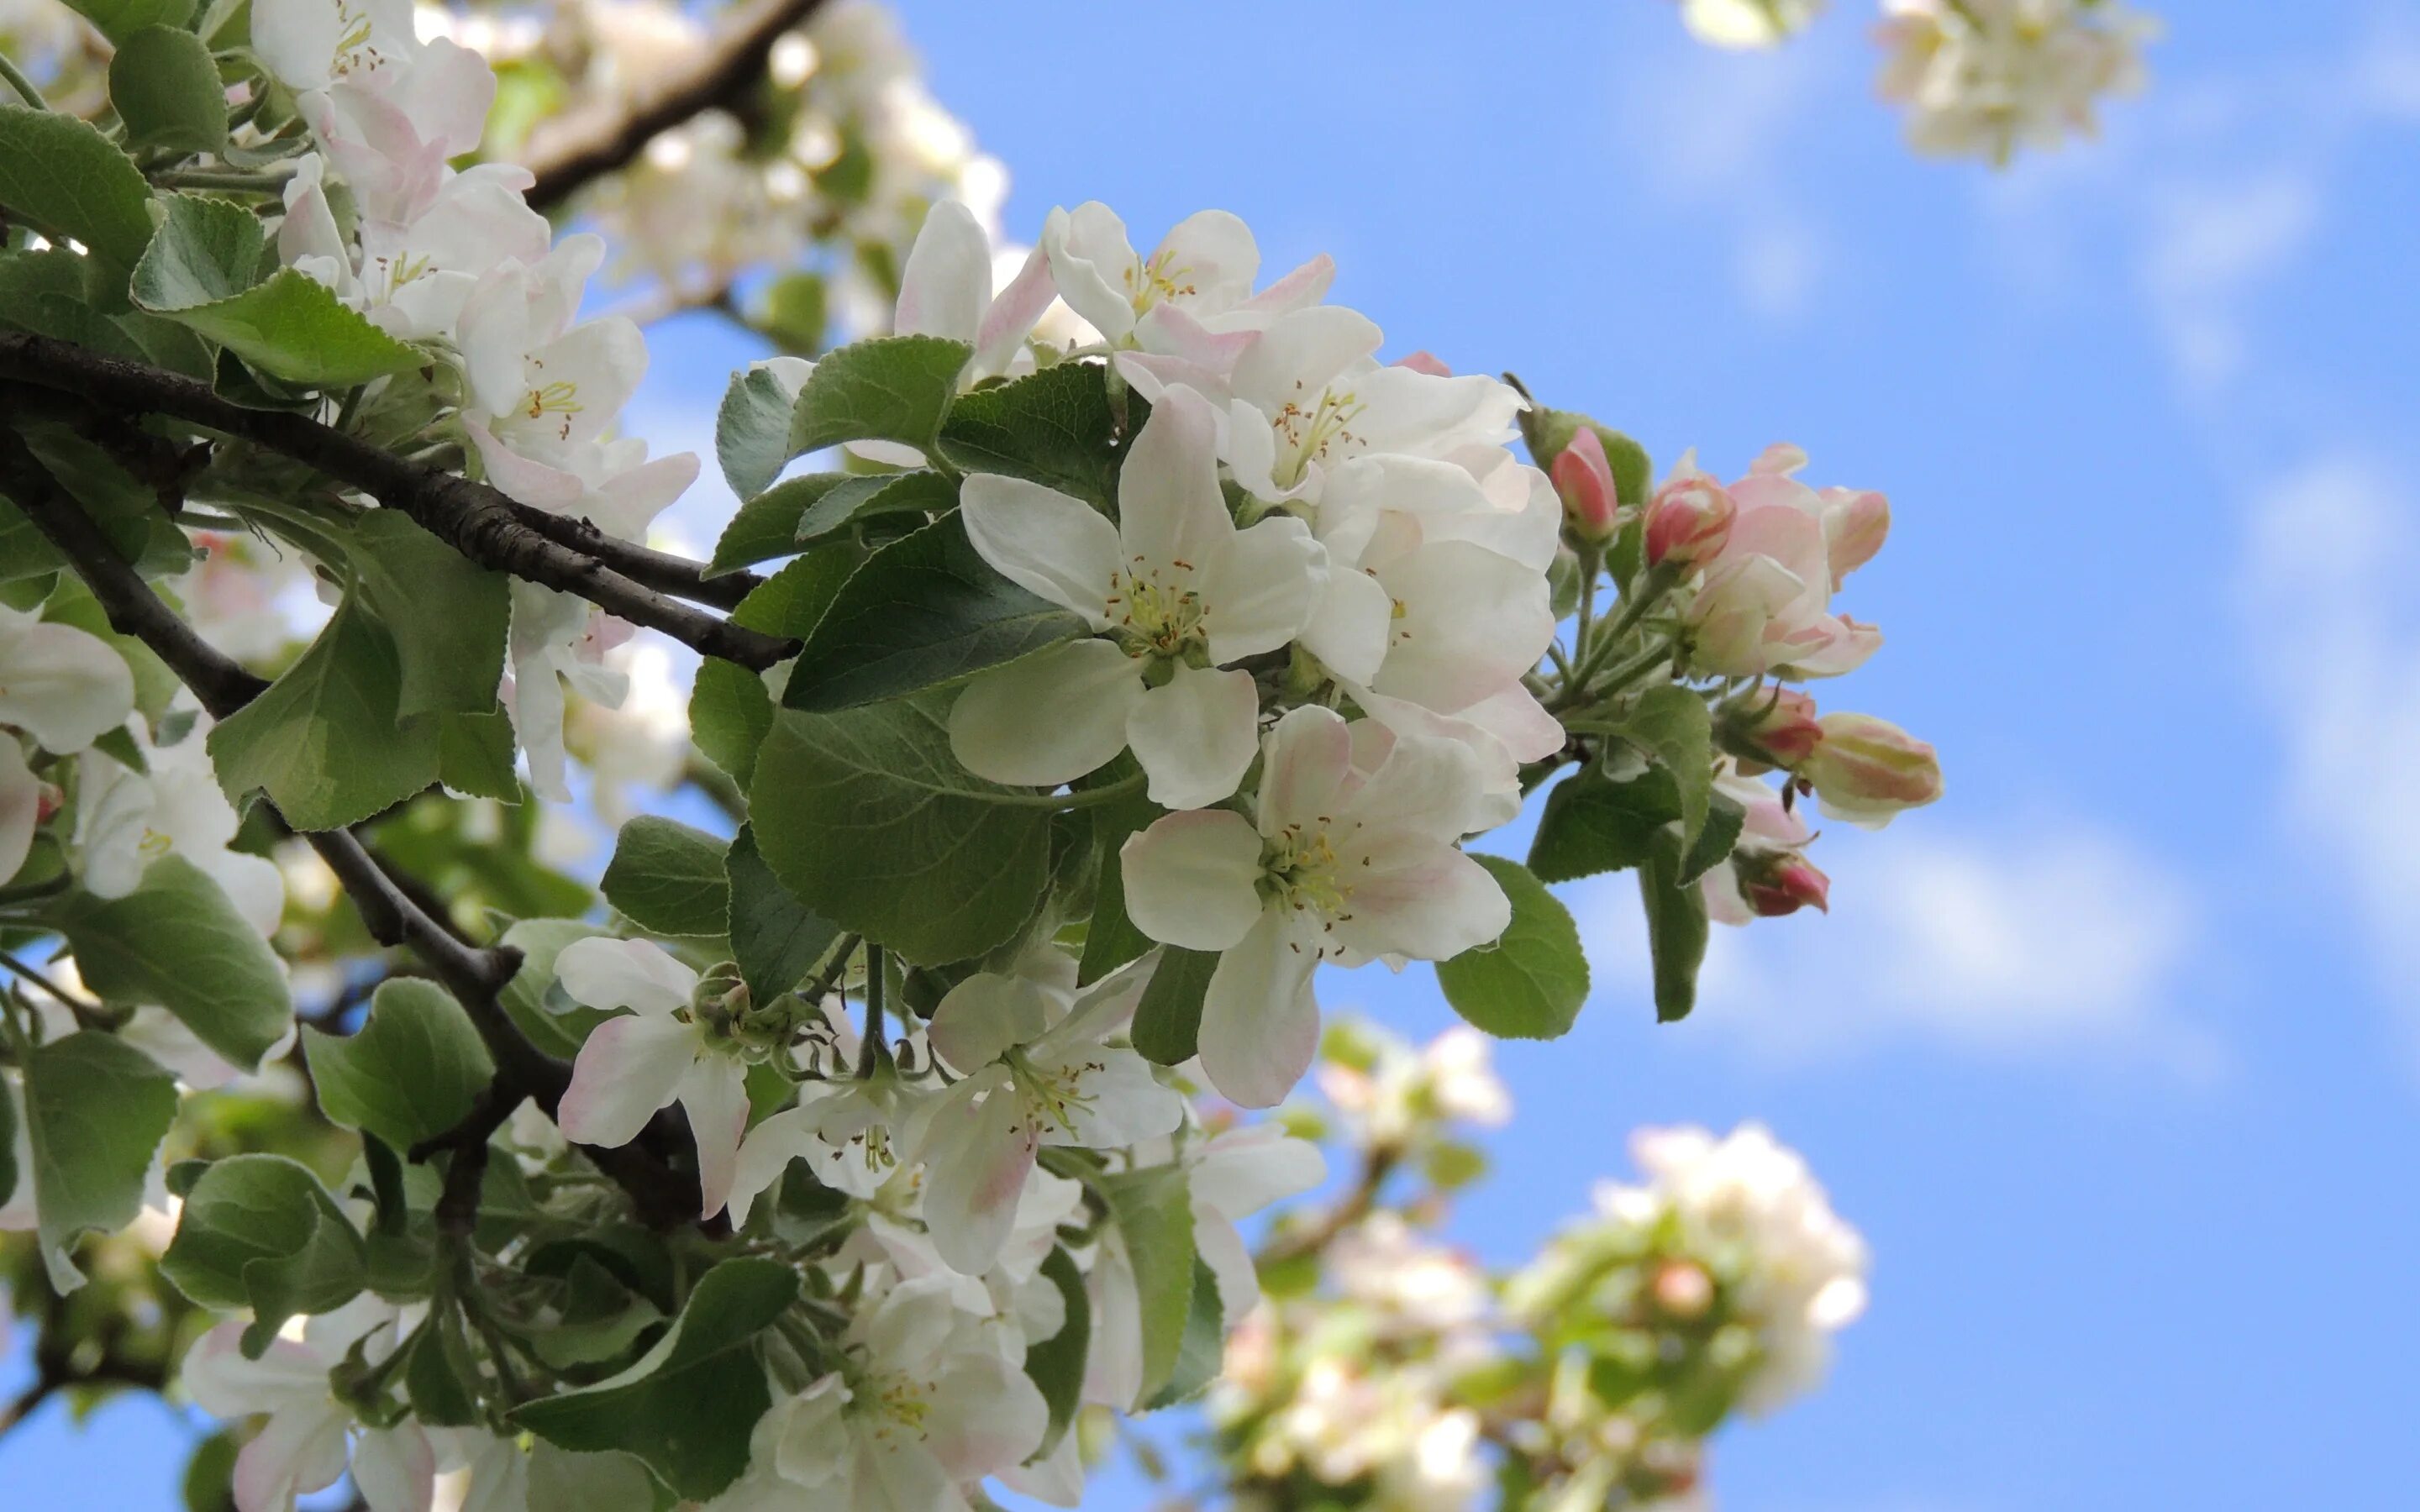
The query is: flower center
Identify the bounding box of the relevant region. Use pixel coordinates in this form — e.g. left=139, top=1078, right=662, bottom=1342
left=1122, top=248, right=1200, bottom=317
left=1105, top=556, right=1209, bottom=661
left=1261, top=817, right=1367, bottom=941
left=329, top=5, right=397, bottom=78
left=1268, top=382, right=1367, bottom=488
left=1005, top=1049, right=1105, bottom=1137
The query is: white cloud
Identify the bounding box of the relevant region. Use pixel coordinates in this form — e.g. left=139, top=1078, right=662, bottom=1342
left=1573, top=821, right=2215, bottom=1074
left=2239, top=455, right=2420, bottom=1065
left=2138, top=173, right=2320, bottom=391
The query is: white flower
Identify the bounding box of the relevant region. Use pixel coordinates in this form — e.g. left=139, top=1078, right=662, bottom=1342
left=1680, top=0, right=1825, bottom=50
left=183, top=1299, right=434, bottom=1512
left=1043, top=202, right=1328, bottom=353
left=947, top=387, right=1324, bottom=810
left=0, top=603, right=136, bottom=755
left=503, top=587, right=633, bottom=804
left=1185, top=1123, right=1327, bottom=1318
left=895, top=199, right=1058, bottom=386
left=552, top=937, right=750, bottom=1220
left=1876, top=0, right=2157, bottom=164
left=77, top=720, right=287, bottom=937
left=1120, top=706, right=1509, bottom=1107
left=912, top=958, right=1184, bottom=1274
left=739, top=1276, right=1049, bottom=1512
left=725, top=1007, right=932, bottom=1221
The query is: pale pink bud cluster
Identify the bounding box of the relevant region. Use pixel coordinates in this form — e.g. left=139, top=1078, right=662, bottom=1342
left=1550, top=427, right=1622, bottom=543
left=1644, top=471, right=1736, bottom=570
left=1676, top=444, right=1886, bottom=680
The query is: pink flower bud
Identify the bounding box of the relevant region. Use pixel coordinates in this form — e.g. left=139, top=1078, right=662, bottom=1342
left=34, top=781, right=65, bottom=822
left=1718, top=687, right=1824, bottom=769
left=1739, top=852, right=1831, bottom=917
left=1645, top=473, right=1737, bottom=570
left=1801, top=714, right=1942, bottom=827
left=1649, top=1258, right=1716, bottom=1319
left=1392, top=349, right=1453, bottom=376
left=1551, top=426, right=1620, bottom=543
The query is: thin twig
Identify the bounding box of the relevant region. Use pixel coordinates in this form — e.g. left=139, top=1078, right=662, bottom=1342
left=0, top=335, right=795, bottom=669
left=519, top=0, right=837, bottom=214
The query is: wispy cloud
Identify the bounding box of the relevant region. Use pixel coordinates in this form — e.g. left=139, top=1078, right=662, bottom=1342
left=1572, top=821, right=2215, bottom=1075
left=2138, top=173, right=2320, bottom=392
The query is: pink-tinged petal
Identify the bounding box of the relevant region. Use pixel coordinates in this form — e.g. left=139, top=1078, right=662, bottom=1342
left=974, top=242, right=1057, bottom=377
left=233, top=1404, right=352, bottom=1512
left=463, top=418, right=584, bottom=510
left=896, top=199, right=992, bottom=344
left=1334, top=841, right=1511, bottom=963
left=0, top=743, right=39, bottom=885
left=557, top=1012, right=696, bottom=1149
left=679, top=1055, right=751, bottom=1218
left=394, top=37, right=495, bottom=158
left=1197, top=911, right=1322, bottom=1109
left=948, top=639, right=1143, bottom=789
left=1112, top=349, right=1233, bottom=408
left=1819, top=486, right=1891, bottom=585
left=1551, top=427, right=1618, bottom=540
left=1750, top=442, right=1809, bottom=476
left=1238, top=253, right=1336, bottom=316
left=555, top=937, right=697, bottom=1015
left=916, top=1070, right=1037, bottom=1274
left=923, top=1350, right=1050, bottom=1478
left=1127, top=664, right=1260, bottom=810
left=1135, top=303, right=1257, bottom=373
left=1392, top=349, right=1452, bottom=376
left=1119, top=811, right=1265, bottom=951
left=960, top=474, right=1121, bottom=620
left=353, top=1425, right=438, bottom=1512
left=1255, top=705, right=1357, bottom=837
left=1115, top=388, right=1230, bottom=573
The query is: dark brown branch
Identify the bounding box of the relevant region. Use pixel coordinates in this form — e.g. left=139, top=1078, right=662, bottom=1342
left=0, top=334, right=796, bottom=670
left=519, top=0, right=836, bottom=214
left=509, top=507, right=763, bottom=608
left=0, top=430, right=700, bottom=1228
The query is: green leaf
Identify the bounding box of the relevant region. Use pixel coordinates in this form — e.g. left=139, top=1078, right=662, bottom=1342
left=16, top=420, right=191, bottom=575
left=1639, top=832, right=1711, bottom=1023
left=792, top=469, right=956, bottom=546
left=160, top=1155, right=368, bottom=1355
left=437, top=709, right=521, bottom=801
left=1101, top=1163, right=1197, bottom=1407
left=132, top=196, right=422, bottom=386
left=748, top=696, right=1055, bottom=966
left=1612, top=685, right=1716, bottom=846
left=725, top=825, right=838, bottom=1003
left=1527, top=764, right=1677, bottom=884
left=785, top=334, right=971, bottom=459
left=207, top=596, right=441, bottom=830
left=0, top=106, right=156, bottom=270
left=1434, top=855, right=1588, bottom=1040
left=689, top=549, right=854, bottom=789
left=1076, top=763, right=1160, bottom=985
left=1130, top=946, right=1215, bottom=1066
left=497, top=919, right=615, bottom=1059
left=936, top=361, right=1123, bottom=507
left=302, top=979, right=496, bottom=1152
left=347, top=511, right=511, bottom=718
left=526, top=1445, right=666, bottom=1512
left=601, top=816, right=731, bottom=938
left=715, top=365, right=799, bottom=501
left=1023, top=1247, right=1092, bottom=1454
left=755, top=270, right=824, bottom=356
left=109, top=27, right=228, bottom=155
left=706, top=472, right=853, bottom=576
left=782, top=512, right=1087, bottom=712
left=404, top=1310, right=482, bottom=1428
left=513, top=1257, right=800, bottom=1501
left=59, top=0, right=192, bottom=46
left=50, top=853, right=294, bottom=1069
left=1680, top=790, right=1747, bottom=888
left=1142, top=1258, right=1226, bottom=1411
left=21, top=1031, right=179, bottom=1292
left=182, top=1431, right=239, bottom=1512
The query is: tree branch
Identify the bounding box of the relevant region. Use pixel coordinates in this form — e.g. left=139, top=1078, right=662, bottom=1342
left=0, top=429, right=701, bottom=1228
left=0, top=336, right=794, bottom=669
left=519, top=0, right=837, bottom=214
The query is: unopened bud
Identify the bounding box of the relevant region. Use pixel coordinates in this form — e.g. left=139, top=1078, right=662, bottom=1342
left=1801, top=714, right=1941, bottom=828
left=1737, top=851, right=1830, bottom=917
left=34, top=780, right=65, bottom=822
left=689, top=962, right=752, bottom=1039
left=1717, top=688, right=1823, bottom=769
left=1644, top=474, right=1736, bottom=570
left=1649, top=1258, right=1716, bottom=1319
left=1550, top=426, right=1620, bottom=543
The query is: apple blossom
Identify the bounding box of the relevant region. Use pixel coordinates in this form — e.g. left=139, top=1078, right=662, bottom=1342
left=1120, top=706, right=1511, bottom=1107
left=77, top=720, right=287, bottom=936
left=181, top=1299, right=434, bottom=1512
left=1676, top=446, right=1885, bottom=678
left=947, top=388, right=1324, bottom=809
left=1551, top=424, right=1622, bottom=543
left=553, top=937, right=751, bottom=1218
left=1876, top=0, right=2158, bottom=164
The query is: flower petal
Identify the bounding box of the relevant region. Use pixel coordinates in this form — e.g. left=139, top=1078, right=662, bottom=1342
left=1115, top=387, right=1230, bottom=575
left=0, top=743, right=39, bottom=887
left=960, top=474, right=1120, bottom=621
left=1119, top=810, right=1265, bottom=951
left=1254, top=706, right=1356, bottom=837
left=1197, top=910, right=1322, bottom=1109
left=927, top=972, right=1053, bottom=1073
left=1127, top=664, right=1260, bottom=810
left=1201, top=513, right=1323, bottom=664
left=678, top=1055, right=751, bottom=1219
left=915, top=1069, right=1037, bottom=1275
left=556, top=1011, right=696, bottom=1149
left=947, top=638, right=1143, bottom=789
left=555, top=937, right=697, bottom=1015
left=0, top=619, right=135, bottom=753
left=894, top=198, right=991, bottom=345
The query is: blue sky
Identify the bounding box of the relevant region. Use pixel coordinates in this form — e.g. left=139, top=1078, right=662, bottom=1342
left=12, top=1, right=2420, bottom=1506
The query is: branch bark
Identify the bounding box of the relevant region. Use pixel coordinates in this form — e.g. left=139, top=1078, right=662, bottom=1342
left=0, top=427, right=701, bottom=1228
left=520, top=0, right=836, bottom=214
left=0, top=335, right=792, bottom=669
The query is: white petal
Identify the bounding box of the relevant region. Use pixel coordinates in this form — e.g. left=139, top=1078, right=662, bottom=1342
left=0, top=743, right=38, bottom=886
left=724, top=1104, right=816, bottom=1227
left=1334, top=840, right=1512, bottom=963
left=924, top=1350, right=1050, bottom=1479
left=1190, top=1125, right=1328, bottom=1217
left=555, top=937, right=697, bottom=1015
left=1039, top=1047, right=1184, bottom=1148
left=1230, top=306, right=1383, bottom=411
left=1118, top=810, right=1265, bottom=951
left=1254, top=706, right=1355, bottom=837
left=555, top=1012, right=696, bottom=1149
left=1201, top=513, right=1323, bottom=664
left=1127, top=664, right=1260, bottom=810
left=1198, top=911, right=1322, bottom=1109
left=1155, top=209, right=1260, bottom=312
left=947, top=639, right=1143, bottom=789
left=960, top=474, right=1120, bottom=621
left=1043, top=201, right=1139, bottom=340
left=353, top=1425, right=438, bottom=1512
left=917, top=1072, right=1037, bottom=1275
left=926, top=973, right=1052, bottom=1073
left=973, top=243, right=1057, bottom=380
left=1299, top=566, right=1394, bottom=685
left=1192, top=1207, right=1261, bottom=1319
left=234, top=1404, right=352, bottom=1510
left=1371, top=541, right=1557, bottom=712
left=0, top=620, right=135, bottom=752
left=894, top=199, right=990, bottom=344
left=1116, top=387, right=1230, bottom=576
left=678, top=1055, right=751, bottom=1219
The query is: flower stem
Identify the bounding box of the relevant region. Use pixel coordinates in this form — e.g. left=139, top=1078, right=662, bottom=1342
left=0, top=48, right=45, bottom=109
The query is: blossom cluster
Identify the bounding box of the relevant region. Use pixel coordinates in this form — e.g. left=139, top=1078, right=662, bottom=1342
left=1875, top=0, right=2158, bottom=162
left=1211, top=1024, right=1869, bottom=1512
